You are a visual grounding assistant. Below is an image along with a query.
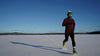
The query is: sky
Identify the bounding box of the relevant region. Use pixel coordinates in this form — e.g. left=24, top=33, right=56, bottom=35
left=0, top=0, right=100, bottom=33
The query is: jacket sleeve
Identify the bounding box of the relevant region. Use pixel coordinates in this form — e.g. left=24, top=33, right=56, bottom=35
left=62, top=19, right=66, bottom=26
left=73, top=19, right=75, bottom=31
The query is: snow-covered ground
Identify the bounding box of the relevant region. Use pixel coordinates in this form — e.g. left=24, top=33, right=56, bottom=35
left=0, top=34, right=100, bottom=56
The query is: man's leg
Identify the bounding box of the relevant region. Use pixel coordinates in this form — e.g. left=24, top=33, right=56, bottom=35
left=70, top=32, right=76, bottom=48
left=70, top=32, right=77, bottom=54
left=63, top=33, right=69, bottom=47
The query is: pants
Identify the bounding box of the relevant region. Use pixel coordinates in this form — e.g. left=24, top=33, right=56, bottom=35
left=63, top=32, right=76, bottom=47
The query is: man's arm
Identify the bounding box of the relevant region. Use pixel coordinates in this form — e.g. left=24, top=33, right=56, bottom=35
left=62, top=19, right=66, bottom=26
left=73, top=19, right=75, bottom=31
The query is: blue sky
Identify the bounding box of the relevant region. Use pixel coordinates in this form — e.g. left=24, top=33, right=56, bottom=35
left=0, top=0, right=100, bottom=33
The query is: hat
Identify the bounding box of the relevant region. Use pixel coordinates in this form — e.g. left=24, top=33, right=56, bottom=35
left=67, top=10, right=72, bottom=14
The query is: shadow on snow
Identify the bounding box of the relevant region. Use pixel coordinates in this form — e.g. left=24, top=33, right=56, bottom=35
left=10, top=41, right=72, bottom=55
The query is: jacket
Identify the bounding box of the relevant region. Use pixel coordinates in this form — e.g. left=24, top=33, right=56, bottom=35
left=62, top=17, right=75, bottom=33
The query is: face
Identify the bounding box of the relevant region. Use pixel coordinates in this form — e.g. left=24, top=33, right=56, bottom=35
left=68, top=14, right=72, bottom=17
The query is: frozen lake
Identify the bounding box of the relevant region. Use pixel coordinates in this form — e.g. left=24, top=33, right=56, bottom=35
left=0, top=34, right=100, bottom=56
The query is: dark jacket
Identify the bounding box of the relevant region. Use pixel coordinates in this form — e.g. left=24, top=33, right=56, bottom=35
left=62, top=17, right=75, bottom=33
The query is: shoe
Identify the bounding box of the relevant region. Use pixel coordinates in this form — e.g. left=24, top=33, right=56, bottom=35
left=63, top=43, right=66, bottom=47
left=73, top=48, right=77, bottom=54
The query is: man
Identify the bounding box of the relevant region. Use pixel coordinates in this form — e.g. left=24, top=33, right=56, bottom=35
left=62, top=10, right=77, bottom=54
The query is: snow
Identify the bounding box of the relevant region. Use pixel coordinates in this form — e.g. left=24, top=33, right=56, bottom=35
left=0, top=34, right=100, bottom=56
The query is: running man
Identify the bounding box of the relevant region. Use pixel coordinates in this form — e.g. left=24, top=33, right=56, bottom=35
left=62, top=10, right=77, bottom=54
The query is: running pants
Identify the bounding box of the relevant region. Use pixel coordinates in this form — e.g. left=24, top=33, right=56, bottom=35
left=63, top=32, right=76, bottom=47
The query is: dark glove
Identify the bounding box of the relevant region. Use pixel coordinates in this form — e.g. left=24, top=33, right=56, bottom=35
left=66, top=22, right=72, bottom=25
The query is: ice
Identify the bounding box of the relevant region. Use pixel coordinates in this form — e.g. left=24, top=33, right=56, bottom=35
left=0, top=34, right=100, bottom=56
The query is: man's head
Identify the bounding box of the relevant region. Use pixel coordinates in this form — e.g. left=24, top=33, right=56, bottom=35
left=67, top=10, right=72, bottom=18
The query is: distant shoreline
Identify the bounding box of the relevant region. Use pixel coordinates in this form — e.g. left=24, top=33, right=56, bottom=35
left=0, top=31, right=100, bottom=35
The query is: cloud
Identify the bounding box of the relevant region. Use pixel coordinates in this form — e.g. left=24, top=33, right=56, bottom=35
left=95, top=26, right=100, bottom=27
left=92, top=26, right=100, bottom=27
